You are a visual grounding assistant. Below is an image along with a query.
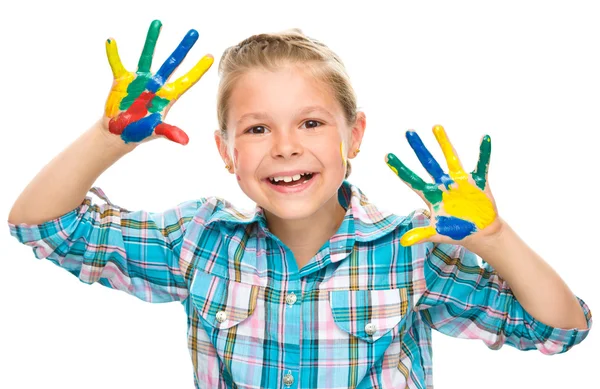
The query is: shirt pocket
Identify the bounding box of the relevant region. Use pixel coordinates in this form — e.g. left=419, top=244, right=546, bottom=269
left=189, top=269, right=259, bottom=329
left=328, top=288, right=409, bottom=343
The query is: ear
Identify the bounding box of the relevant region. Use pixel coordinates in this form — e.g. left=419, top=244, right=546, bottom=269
left=348, top=111, right=366, bottom=160
left=214, top=130, right=234, bottom=174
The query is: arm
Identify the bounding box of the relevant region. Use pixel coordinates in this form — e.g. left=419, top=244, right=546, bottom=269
left=8, top=120, right=135, bottom=225
left=387, top=126, right=592, bottom=354
left=463, top=218, right=588, bottom=330
left=7, top=20, right=214, bottom=302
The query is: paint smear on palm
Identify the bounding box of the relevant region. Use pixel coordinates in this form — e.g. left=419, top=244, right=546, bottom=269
left=103, top=20, right=213, bottom=144
left=386, top=125, right=496, bottom=245
left=433, top=125, right=495, bottom=230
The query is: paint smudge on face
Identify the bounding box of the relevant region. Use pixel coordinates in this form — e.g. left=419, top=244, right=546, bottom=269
left=233, top=148, right=239, bottom=169
left=340, top=142, right=346, bottom=168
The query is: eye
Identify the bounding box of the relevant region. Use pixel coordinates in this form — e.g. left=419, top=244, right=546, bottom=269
left=301, top=120, right=323, bottom=129
left=246, top=125, right=269, bottom=134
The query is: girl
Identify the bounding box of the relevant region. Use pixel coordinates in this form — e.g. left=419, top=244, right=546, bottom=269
left=7, top=20, right=592, bottom=389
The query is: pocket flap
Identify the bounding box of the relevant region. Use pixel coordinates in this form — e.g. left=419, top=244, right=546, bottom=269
left=329, top=288, right=409, bottom=343
left=189, top=269, right=259, bottom=329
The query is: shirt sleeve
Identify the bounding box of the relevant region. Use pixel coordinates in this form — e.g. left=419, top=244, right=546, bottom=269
left=409, top=210, right=593, bottom=355
left=8, top=187, right=205, bottom=303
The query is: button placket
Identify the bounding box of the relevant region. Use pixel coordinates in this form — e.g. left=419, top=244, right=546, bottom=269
left=283, top=370, right=294, bottom=387
left=285, top=292, right=297, bottom=306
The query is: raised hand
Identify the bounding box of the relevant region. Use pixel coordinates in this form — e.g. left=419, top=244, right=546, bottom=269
left=386, top=125, right=499, bottom=246
left=104, top=20, right=213, bottom=145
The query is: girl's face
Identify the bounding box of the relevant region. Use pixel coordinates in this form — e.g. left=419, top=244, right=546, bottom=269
left=216, top=64, right=365, bottom=221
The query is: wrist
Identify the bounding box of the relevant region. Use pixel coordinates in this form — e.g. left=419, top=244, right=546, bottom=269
left=93, top=118, right=138, bottom=154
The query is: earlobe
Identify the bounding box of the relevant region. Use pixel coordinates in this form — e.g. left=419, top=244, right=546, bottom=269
left=348, top=112, right=366, bottom=160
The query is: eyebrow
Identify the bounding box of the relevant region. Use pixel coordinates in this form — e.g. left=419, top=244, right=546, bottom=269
left=235, top=105, right=335, bottom=127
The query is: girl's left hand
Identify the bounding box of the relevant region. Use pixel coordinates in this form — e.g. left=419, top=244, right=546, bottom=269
left=386, top=125, right=502, bottom=247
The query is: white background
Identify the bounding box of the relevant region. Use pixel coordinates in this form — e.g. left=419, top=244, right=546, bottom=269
left=1, top=0, right=598, bottom=388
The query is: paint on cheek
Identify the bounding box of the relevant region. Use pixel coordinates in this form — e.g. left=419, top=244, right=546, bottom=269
left=340, top=142, right=346, bottom=168
left=233, top=148, right=239, bottom=169
left=236, top=174, right=241, bottom=182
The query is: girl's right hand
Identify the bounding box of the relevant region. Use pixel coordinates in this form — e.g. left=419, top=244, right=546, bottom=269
left=103, top=20, right=213, bottom=146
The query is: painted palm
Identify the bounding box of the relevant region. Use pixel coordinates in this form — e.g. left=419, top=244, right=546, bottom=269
left=386, top=125, right=497, bottom=246
left=104, top=20, right=213, bottom=145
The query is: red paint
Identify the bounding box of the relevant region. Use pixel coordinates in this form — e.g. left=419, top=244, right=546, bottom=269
left=233, top=148, right=239, bottom=169
left=236, top=174, right=241, bottom=181
left=109, top=91, right=155, bottom=135
left=155, top=122, right=189, bottom=145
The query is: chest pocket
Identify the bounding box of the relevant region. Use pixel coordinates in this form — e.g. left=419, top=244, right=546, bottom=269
left=189, top=269, right=259, bottom=329
left=329, top=288, right=409, bottom=343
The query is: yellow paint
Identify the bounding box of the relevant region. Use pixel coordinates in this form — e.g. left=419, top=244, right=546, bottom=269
left=156, top=55, right=214, bottom=101
left=441, top=180, right=496, bottom=229
left=400, top=226, right=436, bottom=246
left=433, top=125, right=469, bottom=181
left=340, top=141, right=346, bottom=168
left=432, top=125, right=496, bottom=229
left=104, top=39, right=134, bottom=118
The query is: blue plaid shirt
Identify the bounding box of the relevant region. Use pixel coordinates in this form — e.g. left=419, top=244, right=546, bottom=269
left=8, top=180, right=592, bottom=388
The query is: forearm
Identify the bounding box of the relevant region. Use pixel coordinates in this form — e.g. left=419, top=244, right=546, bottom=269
left=463, top=219, right=588, bottom=330
left=8, top=120, right=136, bottom=225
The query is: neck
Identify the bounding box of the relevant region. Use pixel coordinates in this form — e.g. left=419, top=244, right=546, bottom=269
left=264, top=194, right=347, bottom=269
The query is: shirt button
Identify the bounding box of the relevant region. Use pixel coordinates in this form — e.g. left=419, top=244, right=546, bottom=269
left=285, top=292, right=297, bottom=306
left=283, top=372, right=294, bottom=386
left=215, top=311, right=227, bottom=323
left=365, top=322, right=377, bottom=336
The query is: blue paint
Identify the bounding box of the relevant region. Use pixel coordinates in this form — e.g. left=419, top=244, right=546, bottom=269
left=435, top=215, right=477, bottom=240
left=146, top=29, right=199, bottom=93
left=406, top=131, right=454, bottom=189
left=121, top=113, right=162, bottom=143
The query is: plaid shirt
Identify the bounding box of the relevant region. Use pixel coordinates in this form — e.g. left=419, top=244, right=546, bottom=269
left=8, top=181, right=592, bottom=389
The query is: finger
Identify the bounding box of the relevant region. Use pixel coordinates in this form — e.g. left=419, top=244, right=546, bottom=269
left=120, top=113, right=162, bottom=144
left=385, top=152, right=428, bottom=190
left=157, top=54, right=214, bottom=101
left=146, top=29, right=199, bottom=93
left=400, top=226, right=437, bottom=246
left=386, top=153, right=443, bottom=205
left=432, top=125, right=468, bottom=180
left=406, top=131, right=453, bottom=188
left=155, top=122, right=189, bottom=145
left=472, top=134, right=492, bottom=190
left=435, top=215, right=477, bottom=241
left=105, top=38, right=128, bottom=79
left=137, top=20, right=162, bottom=74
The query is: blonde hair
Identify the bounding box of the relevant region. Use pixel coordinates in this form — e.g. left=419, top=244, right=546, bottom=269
left=217, top=28, right=358, bottom=178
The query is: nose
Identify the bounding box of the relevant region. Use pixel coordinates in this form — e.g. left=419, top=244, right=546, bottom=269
left=271, top=129, right=303, bottom=159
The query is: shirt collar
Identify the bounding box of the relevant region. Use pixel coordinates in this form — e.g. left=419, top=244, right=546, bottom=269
left=205, top=181, right=405, bottom=243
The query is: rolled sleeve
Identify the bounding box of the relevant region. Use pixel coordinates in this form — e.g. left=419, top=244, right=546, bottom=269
left=8, top=187, right=205, bottom=303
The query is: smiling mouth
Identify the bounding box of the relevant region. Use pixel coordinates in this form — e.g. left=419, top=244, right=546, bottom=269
left=267, top=172, right=315, bottom=186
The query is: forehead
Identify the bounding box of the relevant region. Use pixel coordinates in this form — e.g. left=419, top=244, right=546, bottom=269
left=228, top=64, right=341, bottom=123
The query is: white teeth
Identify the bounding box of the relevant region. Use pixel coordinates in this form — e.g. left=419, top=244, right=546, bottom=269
left=269, top=172, right=312, bottom=183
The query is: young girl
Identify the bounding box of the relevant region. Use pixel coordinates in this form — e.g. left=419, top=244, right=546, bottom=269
left=8, top=20, right=592, bottom=389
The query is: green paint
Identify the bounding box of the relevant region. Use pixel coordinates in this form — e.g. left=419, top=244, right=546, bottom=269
left=138, top=20, right=162, bottom=73
left=149, top=96, right=170, bottom=113
left=107, top=39, right=112, bottom=44
left=386, top=153, right=443, bottom=205
left=472, top=135, right=491, bottom=190
left=119, top=73, right=152, bottom=110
